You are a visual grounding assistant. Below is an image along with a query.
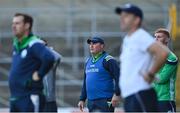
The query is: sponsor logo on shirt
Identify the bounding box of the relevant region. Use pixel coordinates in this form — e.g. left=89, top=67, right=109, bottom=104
left=86, top=68, right=99, bottom=73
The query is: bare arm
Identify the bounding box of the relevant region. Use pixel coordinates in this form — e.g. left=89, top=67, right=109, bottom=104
left=148, top=42, right=169, bottom=73
left=143, top=42, right=169, bottom=83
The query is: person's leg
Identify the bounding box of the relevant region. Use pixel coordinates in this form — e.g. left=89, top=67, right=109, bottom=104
left=158, top=101, right=176, bottom=112
left=10, top=100, right=19, bottom=112
left=124, top=94, right=142, bottom=112
left=171, top=101, right=176, bottom=112
left=44, top=101, right=58, bottom=112
left=138, top=88, right=158, bottom=112
left=94, top=99, right=114, bottom=112
left=16, top=96, right=34, bottom=112
left=39, top=94, right=46, bottom=112
left=87, top=100, right=96, bottom=112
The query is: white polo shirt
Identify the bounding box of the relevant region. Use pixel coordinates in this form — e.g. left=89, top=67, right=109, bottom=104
left=119, top=28, right=155, bottom=98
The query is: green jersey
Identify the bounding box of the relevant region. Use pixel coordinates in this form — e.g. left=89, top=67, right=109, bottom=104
left=153, top=52, right=178, bottom=101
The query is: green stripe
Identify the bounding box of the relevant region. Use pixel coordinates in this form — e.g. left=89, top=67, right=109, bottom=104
left=13, top=35, right=38, bottom=51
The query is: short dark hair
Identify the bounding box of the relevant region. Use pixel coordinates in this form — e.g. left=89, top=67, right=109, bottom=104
left=14, top=13, right=33, bottom=32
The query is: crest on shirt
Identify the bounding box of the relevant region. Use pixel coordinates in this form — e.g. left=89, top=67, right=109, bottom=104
left=21, top=49, right=27, bottom=58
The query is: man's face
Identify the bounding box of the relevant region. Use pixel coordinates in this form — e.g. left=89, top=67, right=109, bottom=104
left=120, top=12, right=137, bottom=32
left=89, top=42, right=104, bottom=54
left=155, top=32, right=169, bottom=45
left=12, top=16, right=26, bottom=37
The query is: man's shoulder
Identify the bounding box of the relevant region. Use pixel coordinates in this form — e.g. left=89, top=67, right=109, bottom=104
left=128, top=28, right=154, bottom=45
left=49, top=48, right=62, bottom=60
left=28, top=35, right=44, bottom=47
left=134, top=28, right=155, bottom=50
left=138, top=29, right=153, bottom=39
left=85, top=57, right=91, bottom=64
left=167, top=52, right=178, bottom=64
left=104, top=54, right=115, bottom=62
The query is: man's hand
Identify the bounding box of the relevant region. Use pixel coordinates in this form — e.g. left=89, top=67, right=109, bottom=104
left=32, top=71, right=40, bottom=81
left=141, top=71, right=155, bottom=84
left=78, top=101, right=85, bottom=112
left=146, top=42, right=169, bottom=83
left=111, top=94, right=120, bottom=107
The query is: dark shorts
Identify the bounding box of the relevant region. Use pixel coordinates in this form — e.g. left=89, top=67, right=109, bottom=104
left=10, top=94, right=45, bottom=112
left=87, top=98, right=114, bottom=112
left=124, top=88, right=158, bottom=112
left=157, top=101, right=176, bottom=112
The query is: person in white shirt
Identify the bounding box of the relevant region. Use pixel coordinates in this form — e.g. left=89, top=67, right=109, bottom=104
left=115, top=4, right=169, bottom=112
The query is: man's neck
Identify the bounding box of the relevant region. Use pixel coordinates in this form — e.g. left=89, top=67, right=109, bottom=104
left=162, top=43, right=168, bottom=47
left=91, top=51, right=104, bottom=63
left=17, top=32, right=29, bottom=42
left=127, top=27, right=139, bottom=36
left=92, top=51, right=104, bottom=59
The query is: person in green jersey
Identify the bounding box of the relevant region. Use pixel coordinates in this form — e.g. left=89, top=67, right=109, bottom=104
left=153, top=28, right=178, bottom=112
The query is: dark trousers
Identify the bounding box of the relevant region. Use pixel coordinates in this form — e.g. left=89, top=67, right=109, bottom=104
left=124, top=88, right=158, bottom=112
left=10, top=94, right=45, bottom=112
left=158, top=101, right=176, bottom=112
left=87, top=98, right=114, bottom=112
left=44, top=101, right=58, bottom=112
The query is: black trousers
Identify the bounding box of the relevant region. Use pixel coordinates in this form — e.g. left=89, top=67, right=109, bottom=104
left=124, top=88, right=158, bottom=112
left=44, top=101, right=58, bottom=112
left=157, top=101, right=176, bottom=112
left=10, top=94, right=45, bottom=112
left=87, top=98, right=114, bottom=112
